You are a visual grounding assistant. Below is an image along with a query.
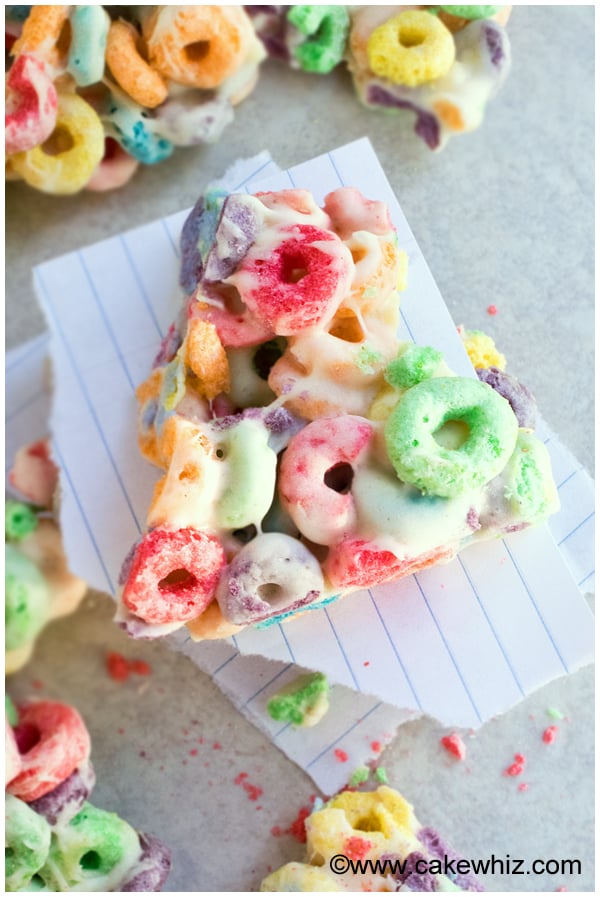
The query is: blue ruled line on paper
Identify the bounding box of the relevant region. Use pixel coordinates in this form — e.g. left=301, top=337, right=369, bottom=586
left=244, top=664, right=294, bottom=707
left=278, top=624, right=296, bottom=663
left=557, top=511, right=595, bottom=547
left=323, top=609, right=360, bottom=690
left=212, top=652, right=239, bottom=677
left=118, top=235, right=164, bottom=339
left=306, top=702, right=382, bottom=768
left=6, top=333, right=50, bottom=373
left=6, top=391, right=45, bottom=422
left=368, top=589, right=422, bottom=710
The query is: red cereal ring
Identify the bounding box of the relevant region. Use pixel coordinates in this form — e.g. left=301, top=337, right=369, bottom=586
left=121, top=527, right=226, bottom=625
left=325, top=539, right=454, bottom=589
left=194, top=299, right=274, bottom=348
left=279, top=415, right=374, bottom=546
left=231, top=224, right=353, bottom=335
left=7, top=701, right=91, bottom=802
left=5, top=54, right=58, bottom=155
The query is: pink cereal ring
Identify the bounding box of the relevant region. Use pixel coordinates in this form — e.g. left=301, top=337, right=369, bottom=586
left=121, top=527, right=226, bottom=625
left=7, top=701, right=91, bottom=802
left=323, top=187, right=393, bottom=240
left=5, top=54, right=58, bottom=155
left=193, top=300, right=274, bottom=349
left=230, top=224, right=354, bottom=335
left=279, top=415, right=374, bottom=545
left=85, top=137, right=139, bottom=192
left=325, top=539, right=454, bottom=589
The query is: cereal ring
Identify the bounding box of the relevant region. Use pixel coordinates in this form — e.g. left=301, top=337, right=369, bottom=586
left=5, top=543, right=49, bottom=652
left=325, top=537, right=454, bottom=590
left=67, top=5, right=110, bottom=87
left=440, top=5, right=503, bottom=20
left=458, top=326, right=507, bottom=371
left=5, top=793, right=52, bottom=892
left=85, top=136, right=139, bottom=192
left=10, top=91, right=104, bottom=195
left=142, top=5, right=254, bottom=89
left=213, top=417, right=278, bottom=530
left=502, top=432, right=558, bottom=524
left=287, top=5, right=350, bottom=74
left=9, top=438, right=59, bottom=508
left=230, top=224, right=354, bottom=335
left=186, top=599, right=244, bottom=641
left=7, top=700, right=91, bottom=802
left=5, top=499, right=38, bottom=541
left=195, top=286, right=276, bottom=348
left=37, top=802, right=141, bottom=891
left=216, top=533, right=324, bottom=625
left=184, top=318, right=230, bottom=399
left=29, top=759, right=96, bottom=827
left=6, top=717, right=22, bottom=786
left=323, top=186, right=394, bottom=241
left=10, top=5, right=70, bottom=70
left=17, top=518, right=87, bottom=621
left=384, top=376, right=518, bottom=497
left=120, top=527, right=226, bottom=625
left=105, top=19, right=168, bottom=109
left=476, top=366, right=537, bottom=430
left=279, top=415, right=374, bottom=545
left=5, top=53, right=58, bottom=156
left=385, top=345, right=444, bottom=389
left=367, top=11, right=456, bottom=87
left=120, top=831, right=172, bottom=892
left=101, top=88, right=174, bottom=165
left=151, top=90, right=235, bottom=146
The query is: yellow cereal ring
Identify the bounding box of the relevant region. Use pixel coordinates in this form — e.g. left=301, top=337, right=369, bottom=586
left=10, top=92, right=104, bottom=196
left=142, top=5, right=254, bottom=89
left=105, top=20, right=168, bottom=110
left=11, top=5, right=71, bottom=70
left=186, top=600, right=244, bottom=641
left=367, top=10, right=456, bottom=87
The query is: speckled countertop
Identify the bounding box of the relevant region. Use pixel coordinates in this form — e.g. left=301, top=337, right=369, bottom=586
left=6, top=6, right=594, bottom=892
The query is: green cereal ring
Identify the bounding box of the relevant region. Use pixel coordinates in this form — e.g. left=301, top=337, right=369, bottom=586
left=5, top=794, right=52, bottom=891
left=267, top=672, right=329, bottom=727
left=6, top=694, right=19, bottom=726
left=503, top=432, right=559, bottom=523
left=5, top=500, right=39, bottom=541
left=37, top=802, right=141, bottom=891
left=384, top=376, right=518, bottom=498
left=215, top=419, right=277, bottom=530
left=5, top=544, right=49, bottom=651
left=385, top=345, right=443, bottom=390
left=438, top=6, right=502, bottom=20
left=288, top=5, right=350, bottom=74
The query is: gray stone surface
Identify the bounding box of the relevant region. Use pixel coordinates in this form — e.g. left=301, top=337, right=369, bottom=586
left=6, top=6, right=594, bottom=892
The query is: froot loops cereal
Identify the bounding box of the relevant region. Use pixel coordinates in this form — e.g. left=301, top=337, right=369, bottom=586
left=260, top=784, right=483, bottom=891
left=116, top=185, right=558, bottom=642
left=5, top=695, right=171, bottom=891
left=5, top=440, right=87, bottom=673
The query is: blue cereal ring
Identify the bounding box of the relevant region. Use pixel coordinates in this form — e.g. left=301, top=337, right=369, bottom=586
left=384, top=376, right=518, bottom=497
left=68, top=5, right=110, bottom=87
left=102, top=92, right=173, bottom=165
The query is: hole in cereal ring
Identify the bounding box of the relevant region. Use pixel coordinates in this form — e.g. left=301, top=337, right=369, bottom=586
left=184, top=40, right=211, bottom=63
left=252, top=338, right=286, bottom=380
left=397, top=26, right=425, bottom=48
left=324, top=462, right=354, bottom=494
left=257, top=582, right=284, bottom=605
left=433, top=419, right=470, bottom=450
left=281, top=251, right=309, bottom=284
left=351, top=246, right=368, bottom=264
left=80, top=850, right=102, bottom=871
left=328, top=308, right=364, bottom=343
left=41, top=125, right=75, bottom=156
left=232, top=524, right=257, bottom=544
left=56, top=19, right=72, bottom=57
left=158, top=568, right=198, bottom=593
left=14, top=722, right=41, bottom=755
left=215, top=445, right=227, bottom=460
left=216, top=284, right=246, bottom=316
left=30, top=874, right=46, bottom=888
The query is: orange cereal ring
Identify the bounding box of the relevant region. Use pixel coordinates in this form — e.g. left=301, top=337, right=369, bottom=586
left=143, top=6, right=254, bottom=90
left=105, top=19, right=168, bottom=110
left=184, top=319, right=230, bottom=400
left=11, top=6, right=71, bottom=71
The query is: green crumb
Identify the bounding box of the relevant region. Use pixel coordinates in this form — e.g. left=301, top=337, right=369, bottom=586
left=5, top=694, right=19, bottom=727
left=385, top=345, right=443, bottom=390
left=374, top=766, right=388, bottom=784
left=267, top=672, right=329, bottom=728
left=5, top=500, right=39, bottom=542
left=355, top=345, right=384, bottom=375
left=349, top=766, right=370, bottom=787
left=547, top=707, right=564, bottom=720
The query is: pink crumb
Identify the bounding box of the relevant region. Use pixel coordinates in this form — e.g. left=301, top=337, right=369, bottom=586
left=234, top=771, right=263, bottom=802
left=106, top=652, right=130, bottom=682
left=212, top=742, right=222, bottom=750
left=518, top=783, right=529, bottom=792
left=504, top=753, right=526, bottom=777
left=363, top=661, right=370, bottom=667
left=440, top=733, right=466, bottom=761
left=370, top=740, right=382, bottom=753
left=487, top=304, right=498, bottom=315
left=334, top=748, right=349, bottom=762
left=344, top=836, right=373, bottom=861
left=189, top=749, right=198, bottom=757
left=130, top=659, right=152, bottom=676
left=542, top=725, right=558, bottom=744
left=117, top=727, right=125, bottom=735
left=271, top=805, right=312, bottom=843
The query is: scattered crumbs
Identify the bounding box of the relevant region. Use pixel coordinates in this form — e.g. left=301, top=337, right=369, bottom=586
left=542, top=725, right=558, bottom=744
left=547, top=707, right=563, bottom=720
left=349, top=766, right=370, bottom=787
left=363, top=661, right=370, bottom=667
left=487, top=304, right=498, bottom=315
left=440, top=732, right=467, bottom=761
left=370, top=741, right=382, bottom=754
left=117, top=727, right=125, bottom=735
left=517, top=782, right=529, bottom=792
left=504, top=753, right=526, bottom=777
left=31, top=679, right=44, bottom=690
left=130, top=659, right=151, bottom=676
left=256, top=805, right=262, bottom=811
left=189, top=748, right=198, bottom=757
left=197, top=736, right=204, bottom=744
left=271, top=804, right=312, bottom=843
left=139, top=750, right=146, bottom=759
left=344, top=835, right=373, bottom=861
left=212, top=741, right=222, bottom=750
left=234, top=771, right=263, bottom=802
left=334, top=748, right=349, bottom=763
left=374, top=766, right=388, bottom=784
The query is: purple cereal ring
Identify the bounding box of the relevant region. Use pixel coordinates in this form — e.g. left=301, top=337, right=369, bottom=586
left=29, top=759, right=95, bottom=826
left=120, top=832, right=172, bottom=892
left=476, top=366, right=537, bottom=429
